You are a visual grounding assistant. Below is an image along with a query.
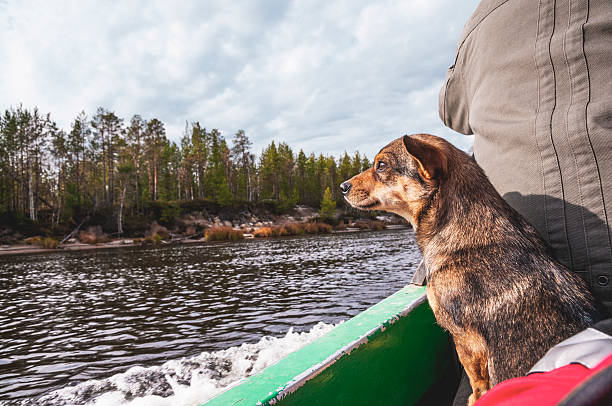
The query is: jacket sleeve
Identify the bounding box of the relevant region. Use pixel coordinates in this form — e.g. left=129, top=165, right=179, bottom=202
left=439, top=63, right=473, bottom=135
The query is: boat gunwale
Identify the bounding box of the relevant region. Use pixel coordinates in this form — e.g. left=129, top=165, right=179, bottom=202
left=270, top=292, right=428, bottom=403
left=203, top=285, right=430, bottom=406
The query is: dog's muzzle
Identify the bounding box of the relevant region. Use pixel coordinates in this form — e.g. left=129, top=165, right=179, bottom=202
left=340, top=181, right=352, bottom=195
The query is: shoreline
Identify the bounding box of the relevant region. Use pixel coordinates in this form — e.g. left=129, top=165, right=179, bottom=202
left=0, top=225, right=410, bottom=257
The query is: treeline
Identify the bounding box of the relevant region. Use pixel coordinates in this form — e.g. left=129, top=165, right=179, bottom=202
left=0, top=105, right=370, bottom=233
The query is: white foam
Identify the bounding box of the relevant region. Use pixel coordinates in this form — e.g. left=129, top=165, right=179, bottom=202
left=34, top=322, right=337, bottom=406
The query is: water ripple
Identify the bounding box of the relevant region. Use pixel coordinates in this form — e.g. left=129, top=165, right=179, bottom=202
left=0, top=229, right=420, bottom=403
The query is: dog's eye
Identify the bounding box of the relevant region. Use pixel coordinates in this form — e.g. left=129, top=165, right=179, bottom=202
left=376, top=161, right=387, bottom=172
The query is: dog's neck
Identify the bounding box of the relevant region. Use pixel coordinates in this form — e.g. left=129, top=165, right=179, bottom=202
left=411, top=157, right=537, bottom=277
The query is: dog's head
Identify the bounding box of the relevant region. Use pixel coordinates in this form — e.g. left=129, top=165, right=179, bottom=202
left=341, top=134, right=448, bottom=226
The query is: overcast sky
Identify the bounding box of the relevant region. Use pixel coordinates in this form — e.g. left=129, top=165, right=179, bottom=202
left=0, top=0, right=478, bottom=159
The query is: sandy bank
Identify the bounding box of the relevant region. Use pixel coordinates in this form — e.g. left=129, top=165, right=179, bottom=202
left=0, top=225, right=410, bottom=257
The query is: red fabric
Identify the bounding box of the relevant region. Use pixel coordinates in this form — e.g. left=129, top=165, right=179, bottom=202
left=475, top=352, right=612, bottom=406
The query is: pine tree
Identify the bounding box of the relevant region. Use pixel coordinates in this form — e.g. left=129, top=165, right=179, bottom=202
left=259, top=141, right=280, bottom=200
left=49, top=123, right=68, bottom=224
left=319, top=186, right=336, bottom=220
left=67, top=111, right=90, bottom=209
left=116, top=162, right=134, bottom=235
left=179, top=125, right=195, bottom=200
left=125, top=115, right=144, bottom=210
left=304, top=153, right=318, bottom=207
left=295, top=149, right=307, bottom=204
left=0, top=109, right=18, bottom=213
left=191, top=122, right=209, bottom=199
left=361, top=156, right=371, bottom=171
left=159, top=141, right=180, bottom=201
left=277, top=142, right=295, bottom=209
left=209, top=129, right=232, bottom=206
left=352, top=151, right=362, bottom=176
left=143, top=118, right=165, bottom=201
left=91, top=107, right=123, bottom=206
left=230, top=129, right=253, bottom=202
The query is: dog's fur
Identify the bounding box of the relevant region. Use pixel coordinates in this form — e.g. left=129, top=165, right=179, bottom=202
left=342, top=134, right=600, bottom=405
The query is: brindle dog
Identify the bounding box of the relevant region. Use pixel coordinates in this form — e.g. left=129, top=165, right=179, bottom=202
left=340, top=134, right=600, bottom=405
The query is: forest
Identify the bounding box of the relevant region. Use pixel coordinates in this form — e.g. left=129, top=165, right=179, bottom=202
left=0, top=105, right=371, bottom=237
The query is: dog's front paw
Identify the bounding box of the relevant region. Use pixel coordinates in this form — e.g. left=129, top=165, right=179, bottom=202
left=467, top=389, right=488, bottom=406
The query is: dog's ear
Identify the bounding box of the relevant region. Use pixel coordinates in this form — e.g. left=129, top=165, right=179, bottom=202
left=402, top=135, right=447, bottom=181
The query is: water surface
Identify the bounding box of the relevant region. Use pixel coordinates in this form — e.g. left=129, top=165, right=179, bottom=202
left=0, top=229, right=420, bottom=404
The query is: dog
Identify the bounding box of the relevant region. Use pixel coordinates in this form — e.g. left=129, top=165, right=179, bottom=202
left=340, top=134, right=600, bottom=405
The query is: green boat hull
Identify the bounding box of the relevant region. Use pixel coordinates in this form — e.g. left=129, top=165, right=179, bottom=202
left=202, top=285, right=458, bottom=405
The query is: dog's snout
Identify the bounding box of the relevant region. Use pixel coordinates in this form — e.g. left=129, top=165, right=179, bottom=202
left=340, top=181, right=352, bottom=195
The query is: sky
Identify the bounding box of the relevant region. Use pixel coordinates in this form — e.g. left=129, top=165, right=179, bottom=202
left=0, top=0, right=479, bottom=159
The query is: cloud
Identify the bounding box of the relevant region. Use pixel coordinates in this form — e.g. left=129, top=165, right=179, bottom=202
left=0, top=0, right=478, bottom=158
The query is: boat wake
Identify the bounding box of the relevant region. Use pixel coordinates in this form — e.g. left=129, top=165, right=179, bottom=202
left=18, top=322, right=336, bottom=406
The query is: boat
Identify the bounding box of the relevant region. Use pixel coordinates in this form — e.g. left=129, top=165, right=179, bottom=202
left=201, top=285, right=460, bottom=405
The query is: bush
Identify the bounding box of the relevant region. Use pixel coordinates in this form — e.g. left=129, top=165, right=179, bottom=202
left=369, top=220, right=386, bottom=231
left=253, top=226, right=280, bottom=238
left=305, top=222, right=332, bottom=234
left=160, top=202, right=181, bottom=227
left=25, top=236, right=58, bottom=249
left=352, top=220, right=387, bottom=230
left=25, top=236, right=43, bottom=246
left=205, top=226, right=244, bottom=242
left=142, top=234, right=163, bottom=245
left=254, top=222, right=332, bottom=238
left=41, top=237, right=59, bottom=249
left=279, top=223, right=304, bottom=236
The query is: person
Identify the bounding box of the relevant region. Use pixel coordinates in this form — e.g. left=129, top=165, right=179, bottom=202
left=439, top=0, right=612, bottom=316
left=437, top=0, right=612, bottom=403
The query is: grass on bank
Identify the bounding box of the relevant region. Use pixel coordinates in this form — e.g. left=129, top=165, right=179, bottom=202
left=205, top=226, right=244, bottom=242
left=351, top=220, right=387, bottom=230
left=253, top=222, right=332, bottom=238
left=25, top=236, right=59, bottom=249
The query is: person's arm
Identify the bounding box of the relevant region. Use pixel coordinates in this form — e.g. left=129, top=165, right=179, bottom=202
left=439, top=60, right=472, bottom=135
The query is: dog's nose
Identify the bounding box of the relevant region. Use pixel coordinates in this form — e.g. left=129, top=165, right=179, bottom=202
left=340, top=181, right=352, bottom=195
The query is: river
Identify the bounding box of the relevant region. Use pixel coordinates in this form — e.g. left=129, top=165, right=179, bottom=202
left=0, top=228, right=420, bottom=405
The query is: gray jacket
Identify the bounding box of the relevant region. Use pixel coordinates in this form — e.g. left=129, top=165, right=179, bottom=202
left=439, top=0, right=612, bottom=313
